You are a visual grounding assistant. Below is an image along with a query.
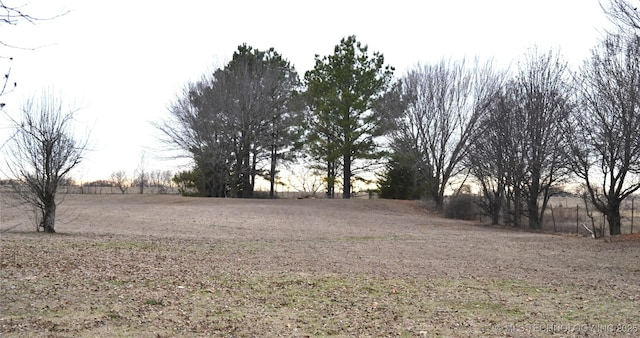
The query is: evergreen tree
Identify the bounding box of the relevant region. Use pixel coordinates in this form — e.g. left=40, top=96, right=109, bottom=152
left=304, top=36, right=393, bottom=198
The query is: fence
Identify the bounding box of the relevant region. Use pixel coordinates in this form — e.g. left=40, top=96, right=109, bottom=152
left=59, top=184, right=179, bottom=195
left=1, top=183, right=378, bottom=199
left=460, top=195, right=637, bottom=237
left=542, top=197, right=637, bottom=236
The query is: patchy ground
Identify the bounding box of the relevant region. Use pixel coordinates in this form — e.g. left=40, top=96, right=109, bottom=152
left=1, top=194, right=639, bottom=337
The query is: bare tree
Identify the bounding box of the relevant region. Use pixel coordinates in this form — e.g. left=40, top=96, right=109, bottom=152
left=286, top=165, right=324, bottom=198
left=465, top=89, right=512, bottom=225
left=110, top=170, right=128, bottom=194
left=467, top=49, right=574, bottom=228
left=512, top=49, right=574, bottom=229
left=160, top=170, right=174, bottom=193
left=147, top=169, right=173, bottom=193
left=132, top=152, right=148, bottom=194
left=571, top=33, right=640, bottom=236
left=155, top=80, right=232, bottom=197
left=2, top=91, right=87, bottom=232
left=384, top=58, right=502, bottom=209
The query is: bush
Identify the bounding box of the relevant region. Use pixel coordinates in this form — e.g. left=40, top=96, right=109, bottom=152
left=377, top=155, right=429, bottom=200
left=444, top=195, right=480, bottom=220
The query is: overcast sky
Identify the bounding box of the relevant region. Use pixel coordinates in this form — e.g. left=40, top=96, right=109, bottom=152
left=1, top=0, right=610, bottom=182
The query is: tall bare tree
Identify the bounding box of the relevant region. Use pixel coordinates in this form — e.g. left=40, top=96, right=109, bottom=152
left=465, top=88, right=514, bottom=225
left=156, top=80, right=231, bottom=197
left=467, top=49, right=573, bottom=228
left=571, top=33, right=640, bottom=235
left=2, top=92, right=87, bottom=232
left=513, top=49, right=574, bottom=229
left=383, top=58, right=501, bottom=209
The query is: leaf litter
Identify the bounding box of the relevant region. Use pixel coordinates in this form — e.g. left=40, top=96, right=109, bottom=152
left=1, top=195, right=639, bottom=337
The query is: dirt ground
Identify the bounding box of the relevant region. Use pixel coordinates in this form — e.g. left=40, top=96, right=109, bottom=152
left=1, top=194, right=639, bottom=337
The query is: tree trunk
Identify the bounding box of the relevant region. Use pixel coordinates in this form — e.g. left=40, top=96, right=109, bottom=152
left=490, top=190, right=502, bottom=225
left=491, top=207, right=500, bottom=225
left=513, top=187, right=522, bottom=227
left=343, top=153, right=351, bottom=199
left=269, top=145, right=277, bottom=198
left=249, top=151, right=257, bottom=197
left=528, top=167, right=546, bottom=230
left=427, top=174, right=442, bottom=210
left=241, top=168, right=251, bottom=198
left=325, top=160, right=335, bottom=199
left=434, top=194, right=443, bottom=211
left=41, top=200, right=56, bottom=233
left=230, top=157, right=241, bottom=198
left=527, top=194, right=541, bottom=230
left=607, top=202, right=622, bottom=236
left=240, top=148, right=252, bottom=198
left=139, top=172, right=145, bottom=194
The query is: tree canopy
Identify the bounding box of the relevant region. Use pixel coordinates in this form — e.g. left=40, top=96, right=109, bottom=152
left=304, top=35, right=394, bottom=199
left=155, top=44, right=300, bottom=198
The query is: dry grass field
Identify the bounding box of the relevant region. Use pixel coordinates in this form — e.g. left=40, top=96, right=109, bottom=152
left=1, top=194, right=639, bottom=337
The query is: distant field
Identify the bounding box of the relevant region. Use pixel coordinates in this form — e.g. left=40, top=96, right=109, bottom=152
left=539, top=196, right=638, bottom=236
left=1, top=195, right=639, bottom=337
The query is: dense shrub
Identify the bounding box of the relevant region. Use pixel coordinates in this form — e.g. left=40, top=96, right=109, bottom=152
left=377, top=154, right=429, bottom=200
left=444, top=195, right=481, bottom=220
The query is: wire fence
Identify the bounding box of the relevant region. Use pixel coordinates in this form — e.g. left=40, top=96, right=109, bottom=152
left=58, top=185, right=180, bottom=195
left=448, top=195, right=637, bottom=237
left=542, top=197, right=636, bottom=236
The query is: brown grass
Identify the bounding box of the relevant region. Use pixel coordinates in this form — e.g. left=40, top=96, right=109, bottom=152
left=1, top=195, right=639, bottom=337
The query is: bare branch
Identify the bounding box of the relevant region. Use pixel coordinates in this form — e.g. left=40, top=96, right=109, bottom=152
left=1, top=1, right=69, bottom=25
left=600, top=0, right=640, bottom=33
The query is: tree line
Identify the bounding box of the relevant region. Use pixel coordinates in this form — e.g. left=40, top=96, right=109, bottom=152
left=155, top=0, right=640, bottom=236
left=155, top=37, right=394, bottom=200
left=378, top=1, right=640, bottom=236
left=2, top=0, right=639, bottom=234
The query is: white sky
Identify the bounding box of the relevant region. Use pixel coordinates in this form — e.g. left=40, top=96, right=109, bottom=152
left=1, top=0, right=610, bottom=183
